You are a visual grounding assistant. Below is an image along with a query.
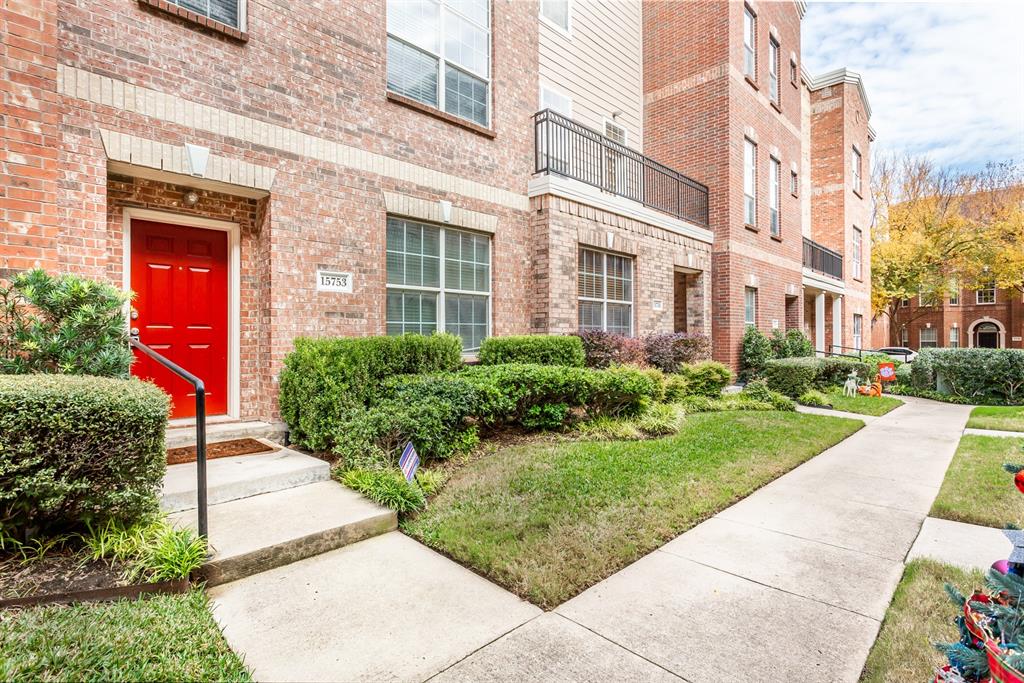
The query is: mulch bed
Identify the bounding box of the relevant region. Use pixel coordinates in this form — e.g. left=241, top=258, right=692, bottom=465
left=167, top=437, right=277, bottom=465
left=1, top=552, right=130, bottom=602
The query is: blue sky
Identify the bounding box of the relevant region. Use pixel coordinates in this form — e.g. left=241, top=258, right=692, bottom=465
left=801, top=1, right=1024, bottom=172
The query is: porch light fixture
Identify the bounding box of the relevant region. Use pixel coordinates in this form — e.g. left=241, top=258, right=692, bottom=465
left=184, top=190, right=199, bottom=206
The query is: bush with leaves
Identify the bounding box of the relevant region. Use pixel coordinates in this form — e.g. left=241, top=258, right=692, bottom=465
left=0, top=375, right=169, bottom=540
left=818, top=356, right=873, bottom=386
left=642, top=333, right=711, bottom=373
left=924, top=348, right=1024, bottom=405
left=764, top=357, right=821, bottom=397
left=797, top=389, right=832, bottom=408
left=575, top=331, right=648, bottom=368
left=478, top=335, right=585, bottom=367
left=676, top=360, right=732, bottom=397
left=785, top=329, right=815, bottom=357
left=0, top=269, right=133, bottom=377
left=740, top=326, right=774, bottom=380
left=679, top=392, right=794, bottom=414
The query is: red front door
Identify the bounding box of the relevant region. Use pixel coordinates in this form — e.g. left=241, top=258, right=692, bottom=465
left=130, top=220, right=229, bottom=418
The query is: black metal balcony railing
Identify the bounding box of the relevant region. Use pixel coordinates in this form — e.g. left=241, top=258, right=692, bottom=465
left=533, top=109, right=710, bottom=227
left=803, top=237, right=843, bottom=280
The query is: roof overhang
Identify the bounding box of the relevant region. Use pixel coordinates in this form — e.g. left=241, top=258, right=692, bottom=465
left=803, top=68, right=872, bottom=120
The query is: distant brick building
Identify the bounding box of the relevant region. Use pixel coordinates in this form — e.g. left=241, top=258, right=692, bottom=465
left=880, top=287, right=1023, bottom=350
left=2, top=0, right=873, bottom=421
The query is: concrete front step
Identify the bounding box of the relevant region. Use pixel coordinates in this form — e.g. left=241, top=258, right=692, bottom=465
left=166, top=420, right=287, bottom=449
left=161, top=446, right=330, bottom=513
left=171, top=481, right=397, bottom=586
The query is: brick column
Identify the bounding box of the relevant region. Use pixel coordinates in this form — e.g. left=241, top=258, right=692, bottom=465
left=1, top=0, right=60, bottom=276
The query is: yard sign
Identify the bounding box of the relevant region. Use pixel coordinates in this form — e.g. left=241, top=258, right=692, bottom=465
left=878, top=362, right=896, bottom=382
left=399, top=442, right=420, bottom=482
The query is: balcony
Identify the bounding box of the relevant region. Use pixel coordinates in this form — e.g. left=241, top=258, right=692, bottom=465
left=803, top=237, right=843, bottom=280
left=533, top=109, right=709, bottom=227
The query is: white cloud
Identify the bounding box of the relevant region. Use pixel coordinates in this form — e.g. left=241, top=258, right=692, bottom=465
left=801, top=1, right=1024, bottom=171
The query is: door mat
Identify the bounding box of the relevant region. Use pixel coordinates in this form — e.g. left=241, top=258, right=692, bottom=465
left=167, top=438, right=278, bottom=465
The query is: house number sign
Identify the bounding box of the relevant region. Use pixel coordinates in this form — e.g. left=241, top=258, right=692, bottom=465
left=316, top=270, right=353, bottom=293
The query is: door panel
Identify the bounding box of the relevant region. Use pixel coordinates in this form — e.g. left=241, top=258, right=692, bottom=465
left=131, top=220, right=229, bottom=418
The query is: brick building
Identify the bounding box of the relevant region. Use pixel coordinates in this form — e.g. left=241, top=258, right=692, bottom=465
left=2, top=0, right=872, bottom=422
left=880, top=286, right=1023, bottom=351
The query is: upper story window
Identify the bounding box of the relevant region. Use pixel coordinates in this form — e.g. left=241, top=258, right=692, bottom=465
left=540, top=0, right=570, bottom=33
left=386, top=0, right=491, bottom=127
left=168, top=0, right=242, bottom=28
left=578, top=248, right=633, bottom=336
left=743, top=7, right=756, bottom=80
left=852, top=227, right=863, bottom=279
left=743, top=138, right=757, bottom=226
left=949, top=283, right=960, bottom=305
left=744, top=287, right=757, bottom=326
left=768, top=38, right=779, bottom=103
left=976, top=281, right=996, bottom=304
left=900, top=297, right=910, bottom=308
left=540, top=85, right=572, bottom=116
left=852, top=146, right=863, bottom=195
left=769, top=157, right=780, bottom=237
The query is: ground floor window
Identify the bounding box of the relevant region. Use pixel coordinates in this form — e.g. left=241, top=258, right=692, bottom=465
left=578, top=247, right=633, bottom=335
left=949, top=326, right=959, bottom=348
left=919, top=327, right=938, bottom=348
left=744, top=287, right=757, bottom=327
left=385, top=216, right=490, bottom=352
left=852, top=314, right=863, bottom=350
left=901, top=326, right=909, bottom=345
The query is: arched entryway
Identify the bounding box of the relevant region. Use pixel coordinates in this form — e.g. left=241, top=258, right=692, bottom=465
left=968, top=319, right=1005, bottom=349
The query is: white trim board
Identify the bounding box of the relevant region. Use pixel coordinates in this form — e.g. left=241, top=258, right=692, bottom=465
left=122, top=207, right=242, bottom=420
left=528, top=174, right=714, bottom=245
left=802, top=267, right=846, bottom=295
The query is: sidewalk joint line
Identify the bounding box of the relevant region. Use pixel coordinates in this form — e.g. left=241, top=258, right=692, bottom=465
left=553, top=613, right=693, bottom=682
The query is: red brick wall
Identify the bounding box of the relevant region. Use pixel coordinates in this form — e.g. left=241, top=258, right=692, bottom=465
left=893, top=288, right=1024, bottom=350
left=1, top=0, right=60, bottom=275
left=644, top=0, right=804, bottom=369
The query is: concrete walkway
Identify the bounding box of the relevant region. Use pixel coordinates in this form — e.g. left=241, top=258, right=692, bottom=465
left=210, top=396, right=971, bottom=682
left=964, top=427, right=1024, bottom=439
left=908, top=517, right=1009, bottom=573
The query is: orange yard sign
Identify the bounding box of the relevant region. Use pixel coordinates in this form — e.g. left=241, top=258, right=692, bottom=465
left=878, top=362, right=897, bottom=382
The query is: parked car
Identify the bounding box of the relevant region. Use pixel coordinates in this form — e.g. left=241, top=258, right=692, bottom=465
left=874, top=346, right=917, bottom=362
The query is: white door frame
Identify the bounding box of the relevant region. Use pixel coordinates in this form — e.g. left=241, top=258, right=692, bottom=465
left=122, top=207, right=242, bottom=419
left=967, top=317, right=1006, bottom=349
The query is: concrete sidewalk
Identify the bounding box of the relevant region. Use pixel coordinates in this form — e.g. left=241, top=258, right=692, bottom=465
left=440, top=396, right=970, bottom=683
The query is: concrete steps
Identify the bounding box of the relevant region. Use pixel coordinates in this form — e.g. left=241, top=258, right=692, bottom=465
left=170, top=480, right=397, bottom=586
left=166, top=420, right=287, bottom=449
left=161, top=444, right=330, bottom=513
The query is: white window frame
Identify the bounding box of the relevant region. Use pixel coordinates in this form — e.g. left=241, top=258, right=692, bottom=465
left=901, top=326, right=909, bottom=345
left=385, top=217, right=492, bottom=353
left=852, top=146, right=862, bottom=195
left=744, top=138, right=757, bottom=226
left=540, top=0, right=572, bottom=35
left=167, top=0, right=245, bottom=29
left=539, top=83, right=573, bottom=117
left=976, top=282, right=996, bottom=304
left=919, top=327, right=938, bottom=348
left=744, top=287, right=757, bottom=327
left=949, top=326, right=960, bottom=348
left=949, top=283, right=960, bottom=305
left=768, top=38, right=779, bottom=103
left=386, top=0, right=492, bottom=128
left=769, top=156, right=780, bottom=237
left=853, top=314, right=863, bottom=350
left=743, top=6, right=756, bottom=80
left=603, top=118, right=628, bottom=147
left=852, top=227, right=862, bottom=280
left=900, top=297, right=910, bottom=308
left=578, top=247, right=634, bottom=336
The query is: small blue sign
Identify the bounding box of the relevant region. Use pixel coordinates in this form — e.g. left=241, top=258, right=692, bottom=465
left=399, top=442, right=420, bottom=483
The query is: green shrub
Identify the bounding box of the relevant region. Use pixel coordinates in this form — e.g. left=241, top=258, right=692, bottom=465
left=895, top=363, right=912, bottom=385
left=785, top=329, right=815, bottom=357
left=338, top=469, right=426, bottom=513
left=414, top=469, right=446, bottom=496
left=798, top=389, right=832, bottom=408
left=0, top=375, right=169, bottom=539
left=679, top=393, right=790, bottom=414
left=0, top=269, right=133, bottom=377
left=633, top=402, right=684, bottom=435
left=887, top=383, right=975, bottom=404
left=818, top=357, right=872, bottom=386
left=279, top=334, right=463, bottom=451
left=522, top=403, right=571, bottom=430
left=642, top=333, right=712, bottom=372
left=925, top=348, right=1024, bottom=404
left=743, top=378, right=796, bottom=410
left=740, top=326, right=774, bottom=380
left=460, top=363, right=594, bottom=424
left=663, top=374, right=690, bottom=402
left=587, top=365, right=664, bottom=417
left=676, top=360, right=731, bottom=397
left=478, top=335, right=585, bottom=367
left=910, top=351, right=935, bottom=390
left=764, top=357, right=820, bottom=397
left=575, top=331, right=647, bottom=368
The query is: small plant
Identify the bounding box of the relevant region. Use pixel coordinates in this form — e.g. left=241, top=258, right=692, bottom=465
left=81, top=517, right=207, bottom=583
left=676, top=361, right=731, bottom=398
left=414, top=469, right=447, bottom=497
left=339, top=469, right=427, bottom=513
left=740, top=326, right=773, bottom=380
left=664, top=374, right=690, bottom=402
left=742, top=378, right=774, bottom=402
left=522, top=402, right=571, bottom=430
left=634, top=402, right=684, bottom=436
left=574, top=416, right=643, bottom=441
left=798, top=389, right=832, bottom=408
left=784, top=329, right=814, bottom=357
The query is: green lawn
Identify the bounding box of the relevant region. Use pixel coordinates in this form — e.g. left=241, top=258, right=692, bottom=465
left=931, top=434, right=1024, bottom=528
left=860, top=559, right=983, bottom=683
left=0, top=591, right=250, bottom=681
left=826, top=390, right=904, bottom=416
left=968, top=405, right=1024, bottom=433
left=403, top=411, right=862, bottom=608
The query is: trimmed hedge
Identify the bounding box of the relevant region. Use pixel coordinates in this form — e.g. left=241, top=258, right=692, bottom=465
left=279, top=334, right=463, bottom=451
left=478, top=335, right=585, bottom=367
left=675, top=360, right=732, bottom=397
left=919, top=348, right=1024, bottom=404
left=0, top=375, right=170, bottom=538
left=764, top=356, right=873, bottom=397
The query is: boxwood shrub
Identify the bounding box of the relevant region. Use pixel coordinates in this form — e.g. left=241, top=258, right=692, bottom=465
left=925, top=348, right=1024, bottom=404
left=675, top=360, right=732, bottom=397
left=478, top=335, right=585, bottom=367
left=0, top=375, right=169, bottom=539
left=279, top=333, right=463, bottom=451
left=764, top=357, right=821, bottom=397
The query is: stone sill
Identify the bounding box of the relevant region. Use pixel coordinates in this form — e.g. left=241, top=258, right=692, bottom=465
left=139, top=0, right=249, bottom=41
left=386, top=92, right=496, bottom=139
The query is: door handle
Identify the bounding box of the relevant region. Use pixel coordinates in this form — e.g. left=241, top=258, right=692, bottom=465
left=130, top=307, right=139, bottom=320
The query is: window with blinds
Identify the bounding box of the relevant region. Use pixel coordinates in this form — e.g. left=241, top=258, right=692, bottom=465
left=386, top=0, right=491, bottom=127
left=578, top=248, right=633, bottom=336
left=172, top=0, right=241, bottom=28
left=385, top=216, right=491, bottom=351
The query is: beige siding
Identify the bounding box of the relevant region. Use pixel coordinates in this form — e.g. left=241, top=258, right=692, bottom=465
left=538, top=0, right=644, bottom=150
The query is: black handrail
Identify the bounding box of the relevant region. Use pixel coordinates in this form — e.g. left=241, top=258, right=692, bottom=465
left=533, top=109, right=710, bottom=227
left=130, top=335, right=208, bottom=539
left=802, top=237, right=843, bottom=280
